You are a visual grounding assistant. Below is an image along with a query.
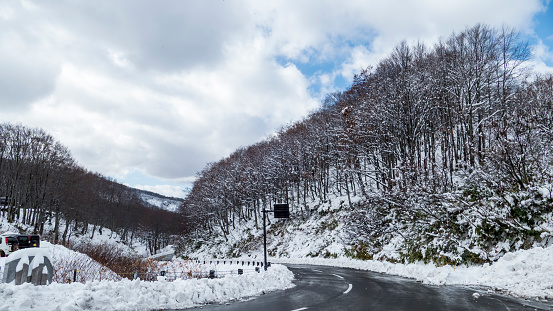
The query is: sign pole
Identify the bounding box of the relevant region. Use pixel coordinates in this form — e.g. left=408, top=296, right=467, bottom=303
left=263, top=209, right=267, bottom=271
left=260, top=203, right=288, bottom=271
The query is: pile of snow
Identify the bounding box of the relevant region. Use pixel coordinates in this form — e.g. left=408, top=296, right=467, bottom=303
left=0, top=237, right=294, bottom=310
left=0, top=264, right=293, bottom=311
left=273, top=245, right=553, bottom=299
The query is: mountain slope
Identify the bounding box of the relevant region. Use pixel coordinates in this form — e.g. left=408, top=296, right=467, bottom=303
left=133, top=188, right=184, bottom=212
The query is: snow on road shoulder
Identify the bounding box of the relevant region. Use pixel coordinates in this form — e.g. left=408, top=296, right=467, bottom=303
left=274, top=245, right=553, bottom=299
left=0, top=264, right=294, bottom=311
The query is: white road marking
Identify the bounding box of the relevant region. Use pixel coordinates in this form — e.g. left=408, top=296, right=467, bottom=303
left=332, top=273, right=344, bottom=279
left=291, top=308, right=308, bottom=311
left=312, top=269, right=323, bottom=273
left=343, top=284, right=353, bottom=294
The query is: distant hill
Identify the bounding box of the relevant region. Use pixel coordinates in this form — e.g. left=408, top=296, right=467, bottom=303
left=132, top=188, right=184, bottom=212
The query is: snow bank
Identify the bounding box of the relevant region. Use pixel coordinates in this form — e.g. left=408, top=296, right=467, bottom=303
left=0, top=238, right=294, bottom=310
left=0, top=264, right=293, bottom=311
left=273, top=245, right=553, bottom=299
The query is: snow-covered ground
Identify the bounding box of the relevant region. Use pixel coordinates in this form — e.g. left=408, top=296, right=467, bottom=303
left=0, top=219, right=294, bottom=311
left=0, top=242, right=294, bottom=311
left=0, top=265, right=293, bottom=311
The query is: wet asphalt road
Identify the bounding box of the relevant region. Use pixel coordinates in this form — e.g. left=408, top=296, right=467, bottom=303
left=171, top=264, right=552, bottom=311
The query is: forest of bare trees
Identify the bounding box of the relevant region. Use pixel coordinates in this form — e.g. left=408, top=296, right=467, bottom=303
left=179, top=25, right=553, bottom=264
left=0, top=123, right=184, bottom=254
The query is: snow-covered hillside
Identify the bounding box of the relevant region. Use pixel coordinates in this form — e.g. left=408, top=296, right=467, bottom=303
left=182, top=190, right=553, bottom=301
left=176, top=25, right=553, bottom=302
left=184, top=188, right=553, bottom=259
left=135, top=188, right=184, bottom=212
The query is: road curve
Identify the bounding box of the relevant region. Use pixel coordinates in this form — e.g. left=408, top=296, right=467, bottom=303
left=177, top=264, right=551, bottom=311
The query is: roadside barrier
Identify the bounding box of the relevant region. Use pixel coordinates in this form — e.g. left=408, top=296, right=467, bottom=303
left=67, top=260, right=268, bottom=283
left=1, top=248, right=53, bottom=285
left=68, top=268, right=261, bottom=282
left=194, top=260, right=271, bottom=268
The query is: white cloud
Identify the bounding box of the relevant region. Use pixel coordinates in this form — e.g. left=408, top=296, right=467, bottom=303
left=340, top=45, right=379, bottom=82
left=107, top=49, right=131, bottom=68
left=0, top=3, right=15, bottom=20
left=14, top=23, right=318, bottom=181
left=529, top=39, right=553, bottom=75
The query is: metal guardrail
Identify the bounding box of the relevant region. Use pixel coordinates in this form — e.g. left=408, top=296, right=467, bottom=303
left=193, top=259, right=271, bottom=268
left=67, top=260, right=269, bottom=283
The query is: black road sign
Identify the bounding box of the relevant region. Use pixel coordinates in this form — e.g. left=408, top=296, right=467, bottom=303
left=273, top=204, right=290, bottom=218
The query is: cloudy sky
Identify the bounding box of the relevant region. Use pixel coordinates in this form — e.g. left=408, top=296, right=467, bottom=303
left=1, top=0, right=552, bottom=198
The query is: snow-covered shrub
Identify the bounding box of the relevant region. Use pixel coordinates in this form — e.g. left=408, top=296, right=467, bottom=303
left=340, top=175, right=553, bottom=266
left=70, top=242, right=156, bottom=280
left=70, top=242, right=206, bottom=281
left=46, top=243, right=121, bottom=283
